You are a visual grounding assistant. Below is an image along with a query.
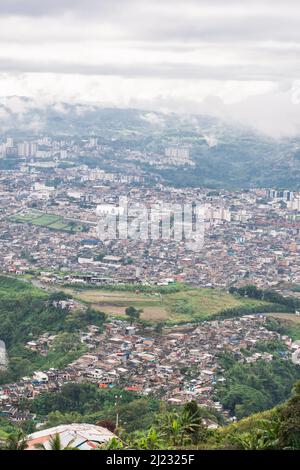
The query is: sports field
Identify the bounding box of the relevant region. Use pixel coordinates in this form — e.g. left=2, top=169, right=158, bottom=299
left=10, top=210, right=85, bottom=232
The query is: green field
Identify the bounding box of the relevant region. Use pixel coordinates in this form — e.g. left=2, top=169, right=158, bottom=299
left=267, top=312, right=300, bottom=324
left=47, top=221, right=69, bottom=230
left=62, top=285, right=280, bottom=324
left=9, top=210, right=84, bottom=232
left=0, top=275, right=46, bottom=300
left=266, top=313, right=300, bottom=340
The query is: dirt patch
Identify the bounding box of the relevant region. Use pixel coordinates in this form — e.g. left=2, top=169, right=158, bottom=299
left=267, top=313, right=300, bottom=324
left=91, top=303, right=168, bottom=320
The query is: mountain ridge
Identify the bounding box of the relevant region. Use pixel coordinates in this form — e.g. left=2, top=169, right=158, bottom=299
left=1, top=96, right=300, bottom=189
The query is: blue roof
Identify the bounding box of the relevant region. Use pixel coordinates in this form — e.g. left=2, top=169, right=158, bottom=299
left=81, top=239, right=99, bottom=245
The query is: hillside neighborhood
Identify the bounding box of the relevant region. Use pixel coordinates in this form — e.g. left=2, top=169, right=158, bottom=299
left=1, top=313, right=299, bottom=426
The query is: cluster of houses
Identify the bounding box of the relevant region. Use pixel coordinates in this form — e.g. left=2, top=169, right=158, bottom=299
left=1, top=314, right=296, bottom=424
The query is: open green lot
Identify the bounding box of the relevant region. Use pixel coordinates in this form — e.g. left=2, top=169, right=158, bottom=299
left=266, top=312, right=300, bottom=340
left=267, top=312, right=300, bottom=324
left=9, top=210, right=84, bottom=232
left=62, top=285, right=279, bottom=324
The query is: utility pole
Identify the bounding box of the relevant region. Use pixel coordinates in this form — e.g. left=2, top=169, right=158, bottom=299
left=115, top=394, right=122, bottom=430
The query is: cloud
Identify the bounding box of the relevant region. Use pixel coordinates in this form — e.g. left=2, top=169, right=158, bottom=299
left=140, top=112, right=166, bottom=127
left=0, top=60, right=299, bottom=83
left=0, top=79, right=299, bottom=138
left=0, top=1, right=300, bottom=137
left=0, top=0, right=124, bottom=17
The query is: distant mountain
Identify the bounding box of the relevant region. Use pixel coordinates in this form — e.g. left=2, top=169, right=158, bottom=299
left=1, top=96, right=300, bottom=189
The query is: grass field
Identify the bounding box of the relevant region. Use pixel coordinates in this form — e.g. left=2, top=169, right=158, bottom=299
left=0, top=275, right=47, bottom=300
left=62, top=285, right=276, bottom=324
left=9, top=210, right=84, bottom=233
left=267, top=312, right=300, bottom=324
left=267, top=312, right=300, bottom=340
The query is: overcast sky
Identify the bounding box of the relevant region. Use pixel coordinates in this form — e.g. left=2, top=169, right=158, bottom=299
left=1, top=0, right=300, bottom=136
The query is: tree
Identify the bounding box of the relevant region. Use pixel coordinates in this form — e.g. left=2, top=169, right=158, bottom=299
left=154, top=322, right=164, bottom=336
left=68, top=221, right=77, bottom=233
left=230, top=416, right=281, bottom=450
left=277, top=380, right=300, bottom=449
left=45, top=411, right=82, bottom=428
left=4, top=430, right=28, bottom=450
left=52, top=332, right=82, bottom=354
left=183, top=401, right=208, bottom=444
left=125, top=306, right=142, bottom=325
left=96, top=419, right=116, bottom=433
left=158, top=407, right=205, bottom=447
left=100, top=437, right=124, bottom=450
left=130, top=427, right=164, bottom=450
left=49, top=292, right=70, bottom=303
left=35, top=433, right=77, bottom=450
left=159, top=412, right=182, bottom=447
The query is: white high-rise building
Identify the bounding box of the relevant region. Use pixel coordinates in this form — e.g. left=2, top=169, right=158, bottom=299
left=164, top=147, right=192, bottom=165
left=204, top=205, right=231, bottom=222
left=17, top=142, right=37, bottom=157
left=267, top=189, right=294, bottom=202
left=288, top=197, right=300, bottom=211
left=6, top=137, right=14, bottom=148
left=89, top=137, right=98, bottom=147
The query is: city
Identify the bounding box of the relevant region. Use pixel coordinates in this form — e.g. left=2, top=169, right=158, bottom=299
left=0, top=135, right=299, bottom=291
left=0, top=0, right=300, bottom=457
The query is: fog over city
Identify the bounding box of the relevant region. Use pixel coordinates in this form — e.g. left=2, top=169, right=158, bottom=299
left=0, top=0, right=300, bottom=136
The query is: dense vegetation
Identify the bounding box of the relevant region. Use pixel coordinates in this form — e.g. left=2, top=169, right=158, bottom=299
left=0, top=276, right=106, bottom=384
left=266, top=316, right=300, bottom=341
left=25, top=383, right=162, bottom=433
left=2, top=381, right=300, bottom=450
left=229, top=285, right=300, bottom=312
left=216, top=351, right=300, bottom=419
left=212, top=381, right=300, bottom=450
left=117, top=383, right=300, bottom=450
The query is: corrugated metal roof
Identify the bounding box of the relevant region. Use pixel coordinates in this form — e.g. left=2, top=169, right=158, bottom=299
left=27, top=423, right=116, bottom=450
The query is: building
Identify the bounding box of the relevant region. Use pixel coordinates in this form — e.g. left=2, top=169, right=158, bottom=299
left=287, top=196, right=300, bottom=211
left=164, top=147, right=192, bottom=166
left=0, top=340, right=7, bottom=370
left=267, top=189, right=294, bottom=202
left=17, top=142, right=37, bottom=158
left=6, top=137, right=14, bottom=148
left=26, top=423, right=116, bottom=450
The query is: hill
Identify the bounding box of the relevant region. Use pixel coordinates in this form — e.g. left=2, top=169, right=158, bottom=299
left=1, top=97, right=300, bottom=189
left=205, top=382, right=300, bottom=450
left=0, top=276, right=105, bottom=384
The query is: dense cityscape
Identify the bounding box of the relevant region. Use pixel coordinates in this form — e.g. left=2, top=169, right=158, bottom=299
left=1, top=0, right=300, bottom=456
left=0, top=131, right=299, bottom=452
left=0, top=135, right=300, bottom=291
